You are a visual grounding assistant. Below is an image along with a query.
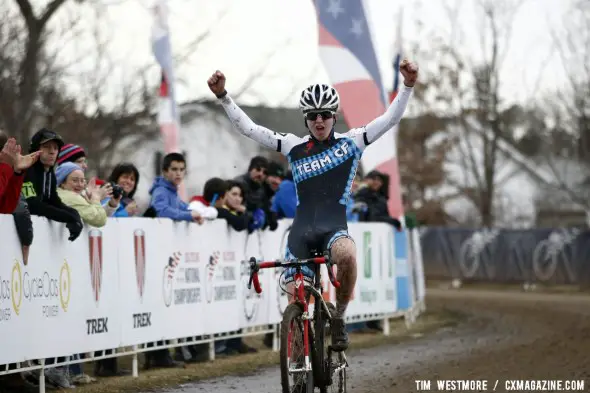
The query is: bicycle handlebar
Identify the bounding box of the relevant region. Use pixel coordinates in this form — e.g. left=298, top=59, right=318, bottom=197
left=246, top=255, right=341, bottom=294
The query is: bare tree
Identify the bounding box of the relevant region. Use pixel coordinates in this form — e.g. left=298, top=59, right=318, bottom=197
left=532, top=0, right=590, bottom=216
left=0, top=0, right=76, bottom=143
left=419, top=0, right=528, bottom=227
left=397, top=67, right=459, bottom=225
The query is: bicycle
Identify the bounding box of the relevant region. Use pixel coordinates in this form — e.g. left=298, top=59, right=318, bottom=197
left=247, top=251, right=348, bottom=393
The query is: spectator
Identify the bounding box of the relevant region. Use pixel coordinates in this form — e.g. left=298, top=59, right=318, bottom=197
left=271, top=170, right=297, bottom=219
left=0, top=132, right=36, bottom=268
left=261, top=161, right=283, bottom=229
left=102, top=163, right=141, bottom=217
left=0, top=134, right=39, bottom=214
left=219, top=180, right=254, bottom=230
left=57, top=143, right=112, bottom=205
left=146, top=152, right=198, bottom=369
left=265, top=161, right=284, bottom=194
left=235, top=155, right=268, bottom=212
left=149, top=152, right=203, bottom=224
left=214, top=178, right=257, bottom=231
left=354, top=170, right=401, bottom=230
left=22, top=128, right=84, bottom=242
left=57, top=143, right=88, bottom=170
left=347, top=173, right=367, bottom=222
left=188, top=178, right=221, bottom=221
left=402, top=194, right=419, bottom=229
left=55, top=162, right=118, bottom=227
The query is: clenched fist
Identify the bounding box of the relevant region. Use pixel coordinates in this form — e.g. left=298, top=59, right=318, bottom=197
left=207, top=70, right=227, bottom=98
left=400, top=59, right=419, bottom=87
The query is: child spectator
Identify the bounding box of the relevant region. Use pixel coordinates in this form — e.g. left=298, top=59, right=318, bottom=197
left=149, top=153, right=203, bottom=223
left=22, top=128, right=83, bottom=242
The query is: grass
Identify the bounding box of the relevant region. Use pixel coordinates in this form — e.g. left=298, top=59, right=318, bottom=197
left=56, top=309, right=463, bottom=393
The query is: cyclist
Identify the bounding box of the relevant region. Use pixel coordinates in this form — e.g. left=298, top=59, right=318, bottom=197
left=207, top=59, right=418, bottom=352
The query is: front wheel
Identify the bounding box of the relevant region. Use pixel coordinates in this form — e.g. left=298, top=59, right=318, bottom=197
left=280, top=303, right=314, bottom=393
left=317, top=302, right=347, bottom=393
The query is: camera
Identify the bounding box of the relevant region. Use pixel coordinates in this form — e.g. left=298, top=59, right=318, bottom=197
left=110, top=182, right=125, bottom=199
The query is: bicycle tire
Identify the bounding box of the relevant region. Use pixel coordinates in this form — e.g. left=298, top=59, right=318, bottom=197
left=314, top=302, right=346, bottom=393
left=280, top=303, right=314, bottom=393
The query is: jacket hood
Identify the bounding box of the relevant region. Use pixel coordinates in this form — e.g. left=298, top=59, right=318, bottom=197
left=149, top=176, right=176, bottom=195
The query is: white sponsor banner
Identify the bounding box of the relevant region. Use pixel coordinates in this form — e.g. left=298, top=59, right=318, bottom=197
left=119, top=218, right=178, bottom=345
left=267, top=221, right=292, bottom=323
left=0, top=214, right=420, bottom=366
left=70, top=221, right=122, bottom=353
left=239, top=230, right=273, bottom=329
left=0, top=214, right=33, bottom=364
left=202, top=221, right=241, bottom=335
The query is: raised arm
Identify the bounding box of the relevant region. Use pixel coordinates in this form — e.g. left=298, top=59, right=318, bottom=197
left=345, top=60, right=419, bottom=150
left=208, top=70, right=301, bottom=155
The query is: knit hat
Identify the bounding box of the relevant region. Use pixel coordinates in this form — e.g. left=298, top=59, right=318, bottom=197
left=266, top=162, right=285, bottom=178
left=56, top=162, right=82, bottom=186
left=57, top=144, right=86, bottom=166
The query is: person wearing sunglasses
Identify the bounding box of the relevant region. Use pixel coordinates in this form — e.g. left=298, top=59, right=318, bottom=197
left=207, top=59, right=418, bottom=352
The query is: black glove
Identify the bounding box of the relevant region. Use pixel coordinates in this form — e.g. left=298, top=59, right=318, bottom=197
left=268, top=211, right=278, bottom=231
left=66, top=219, right=83, bottom=242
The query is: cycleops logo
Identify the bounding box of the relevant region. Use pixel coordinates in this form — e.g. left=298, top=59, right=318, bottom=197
left=134, top=229, right=146, bottom=302
left=3, top=259, right=71, bottom=318
left=204, top=251, right=220, bottom=304
left=459, top=229, right=500, bottom=279
left=89, top=229, right=103, bottom=305
left=162, top=252, right=181, bottom=307
left=532, top=228, right=581, bottom=282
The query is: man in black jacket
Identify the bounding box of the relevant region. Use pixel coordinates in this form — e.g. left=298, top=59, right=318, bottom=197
left=234, top=156, right=278, bottom=231
left=22, top=128, right=83, bottom=241
left=354, top=170, right=401, bottom=230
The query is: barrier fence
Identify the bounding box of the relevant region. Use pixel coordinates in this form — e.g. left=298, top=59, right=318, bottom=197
left=420, top=227, right=590, bottom=286
left=0, top=214, right=425, bottom=390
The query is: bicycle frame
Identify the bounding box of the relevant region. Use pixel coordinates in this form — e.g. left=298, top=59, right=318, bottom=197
left=247, top=252, right=340, bottom=372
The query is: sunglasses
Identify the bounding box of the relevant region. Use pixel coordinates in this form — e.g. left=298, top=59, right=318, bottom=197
left=305, top=111, right=335, bottom=121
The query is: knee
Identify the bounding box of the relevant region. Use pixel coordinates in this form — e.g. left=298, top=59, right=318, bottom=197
left=330, top=239, right=356, bottom=266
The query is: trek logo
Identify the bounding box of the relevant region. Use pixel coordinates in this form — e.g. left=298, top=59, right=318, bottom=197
left=295, top=141, right=352, bottom=176
left=134, top=229, right=146, bottom=302
left=89, top=229, right=103, bottom=305
left=133, top=312, right=152, bottom=328
left=86, top=317, right=108, bottom=335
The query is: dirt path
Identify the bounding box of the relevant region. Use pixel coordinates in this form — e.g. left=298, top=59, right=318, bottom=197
left=153, top=289, right=590, bottom=393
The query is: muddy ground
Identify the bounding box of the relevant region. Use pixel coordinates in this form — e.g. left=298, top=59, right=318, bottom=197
left=154, top=288, right=590, bottom=393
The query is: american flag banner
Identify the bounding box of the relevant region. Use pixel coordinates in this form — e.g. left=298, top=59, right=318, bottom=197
left=313, top=0, right=405, bottom=219
left=151, top=0, right=185, bottom=198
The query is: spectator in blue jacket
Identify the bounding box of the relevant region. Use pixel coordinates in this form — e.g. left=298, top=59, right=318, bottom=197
left=149, top=152, right=203, bottom=223
left=271, top=170, right=296, bottom=219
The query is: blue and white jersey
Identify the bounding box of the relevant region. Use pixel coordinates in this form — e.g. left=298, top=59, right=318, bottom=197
left=218, top=85, right=413, bottom=256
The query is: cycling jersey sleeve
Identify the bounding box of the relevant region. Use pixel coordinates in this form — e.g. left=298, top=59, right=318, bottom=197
left=219, top=95, right=301, bottom=155
left=344, top=84, right=413, bottom=151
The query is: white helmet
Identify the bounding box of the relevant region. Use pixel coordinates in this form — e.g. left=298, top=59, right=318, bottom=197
left=299, top=83, right=340, bottom=114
